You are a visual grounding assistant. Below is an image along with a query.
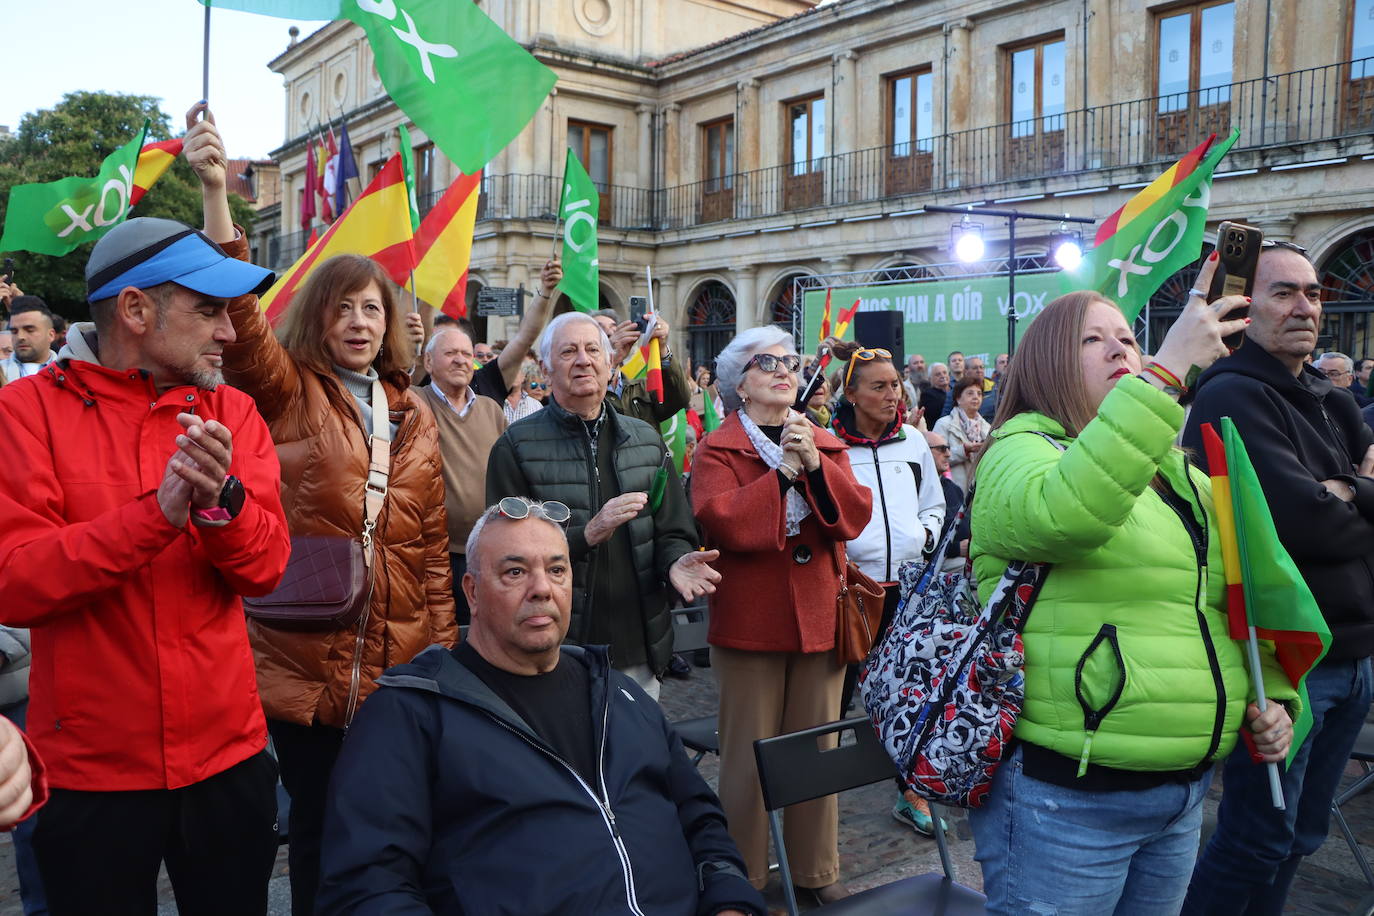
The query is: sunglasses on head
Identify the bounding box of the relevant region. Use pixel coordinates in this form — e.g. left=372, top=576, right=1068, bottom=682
left=496, top=496, right=572, bottom=525
left=845, top=347, right=893, bottom=387
left=744, top=353, right=801, bottom=374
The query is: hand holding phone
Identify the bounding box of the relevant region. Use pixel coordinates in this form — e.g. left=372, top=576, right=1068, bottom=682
left=1207, top=221, right=1264, bottom=350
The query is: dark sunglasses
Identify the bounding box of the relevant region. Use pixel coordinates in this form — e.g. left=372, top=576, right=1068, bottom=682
left=744, top=353, right=801, bottom=374
left=496, top=496, right=571, bottom=524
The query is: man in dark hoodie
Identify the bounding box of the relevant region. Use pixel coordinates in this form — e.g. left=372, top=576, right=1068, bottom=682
left=1181, top=243, right=1374, bottom=914
left=316, top=497, right=764, bottom=916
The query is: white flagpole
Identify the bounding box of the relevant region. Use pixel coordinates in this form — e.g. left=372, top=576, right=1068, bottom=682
left=1245, top=625, right=1287, bottom=810
left=202, top=2, right=212, bottom=103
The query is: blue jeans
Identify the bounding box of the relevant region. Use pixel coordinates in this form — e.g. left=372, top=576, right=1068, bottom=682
left=1182, top=656, right=1373, bottom=915
left=970, top=745, right=1212, bottom=915
left=2, top=700, right=47, bottom=916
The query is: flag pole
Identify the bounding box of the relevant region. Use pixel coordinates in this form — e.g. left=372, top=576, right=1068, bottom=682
left=202, top=2, right=212, bottom=102
left=1245, top=626, right=1287, bottom=810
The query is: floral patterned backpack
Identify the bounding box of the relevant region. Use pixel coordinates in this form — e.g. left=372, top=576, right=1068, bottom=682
left=858, top=433, right=1061, bottom=808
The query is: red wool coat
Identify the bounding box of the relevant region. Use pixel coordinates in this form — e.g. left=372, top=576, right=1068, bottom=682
left=691, top=411, right=872, bottom=653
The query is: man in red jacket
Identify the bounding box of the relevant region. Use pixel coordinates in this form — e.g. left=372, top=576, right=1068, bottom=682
left=0, top=211, right=291, bottom=914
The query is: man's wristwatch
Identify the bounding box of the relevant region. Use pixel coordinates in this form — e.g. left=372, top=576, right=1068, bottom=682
left=193, top=475, right=245, bottom=524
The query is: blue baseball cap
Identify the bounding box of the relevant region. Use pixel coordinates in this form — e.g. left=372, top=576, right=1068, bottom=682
left=85, top=217, right=275, bottom=303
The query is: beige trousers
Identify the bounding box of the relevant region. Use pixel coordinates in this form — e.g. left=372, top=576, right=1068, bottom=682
left=711, top=646, right=844, bottom=889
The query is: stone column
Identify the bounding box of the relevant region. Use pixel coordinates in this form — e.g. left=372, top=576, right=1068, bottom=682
left=636, top=104, right=653, bottom=189
left=943, top=18, right=974, bottom=188
left=736, top=79, right=760, bottom=218
left=662, top=102, right=682, bottom=189
left=531, top=88, right=558, bottom=220
left=733, top=265, right=759, bottom=334
left=1252, top=215, right=1298, bottom=243
left=1084, top=0, right=1113, bottom=168
left=832, top=50, right=859, bottom=203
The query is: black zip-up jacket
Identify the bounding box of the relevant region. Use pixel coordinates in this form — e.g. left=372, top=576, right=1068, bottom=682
left=1183, top=341, right=1374, bottom=659
left=317, top=644, right=764, bottom=916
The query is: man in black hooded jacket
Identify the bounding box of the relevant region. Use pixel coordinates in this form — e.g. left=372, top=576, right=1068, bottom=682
left=316, top=499, right=762, bottom=916
left=1180, top=242, right=1374, bottom=914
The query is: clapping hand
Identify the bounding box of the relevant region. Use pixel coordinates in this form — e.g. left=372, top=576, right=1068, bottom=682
left=669, top=549, right=721, bottom=600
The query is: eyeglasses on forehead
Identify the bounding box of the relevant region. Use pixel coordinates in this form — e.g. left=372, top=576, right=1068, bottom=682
left=496, top=496, right=572, bottom=524
left=744, top=352, right=801, bottom=374
left=845, top=347, right=893, bottom=387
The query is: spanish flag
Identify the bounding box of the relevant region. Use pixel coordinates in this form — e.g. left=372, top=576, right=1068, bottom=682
left=259, top=154, right=415, bottom=325
left=1200, top=418, right=1331, bottom=766
left=818, top=287, right=833, bottom=343
left=817, top=299, right=862, bottom=373
left=406, top=170, right=481, bottom=320
left=129, top=139, right=183, bottom=208
left=621, top=336, right=664, bottom=403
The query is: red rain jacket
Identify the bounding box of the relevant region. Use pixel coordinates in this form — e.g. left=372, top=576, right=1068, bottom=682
left=0, top=342, right=290, bottom=790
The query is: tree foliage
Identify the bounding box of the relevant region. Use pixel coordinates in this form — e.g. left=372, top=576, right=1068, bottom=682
left=0, top=91, right=256, bottom=320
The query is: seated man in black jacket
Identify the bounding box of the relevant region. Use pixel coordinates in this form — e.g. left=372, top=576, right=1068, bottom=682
left=316, top=498, right=763, bottom=916
left=1181, top=242, right=1374, bottom=915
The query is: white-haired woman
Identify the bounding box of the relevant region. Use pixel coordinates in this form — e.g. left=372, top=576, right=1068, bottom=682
left=690, top=326, right=872, bottom=904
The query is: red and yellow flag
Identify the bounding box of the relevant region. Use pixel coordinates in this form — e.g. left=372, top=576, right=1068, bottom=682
left=833, top=299, right=861, bottom=340
left=621, top=335, right=664, bottom=403
left=1200, top=418, right=1332, bottom=766
left=129, top=138, right=183, bottom=208
left=260, top=154, right=415, bottom=325
left=818, top=287, right=833, bottom=342
left=1093, top=134, right=1217, bottom=245
left=406, top=170, right=481, bottom=320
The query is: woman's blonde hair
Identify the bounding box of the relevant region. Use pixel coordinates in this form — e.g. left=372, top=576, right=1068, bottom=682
left=992, top=290, right=1131, bottom=437
left=274, top=254, right=414, bottom=376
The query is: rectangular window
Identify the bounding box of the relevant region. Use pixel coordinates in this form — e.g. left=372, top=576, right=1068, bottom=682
left=888, top=69, right=933, bottom=155
left=568, top=120, right=613, bottom=219
left=414, top=142, right=435, bottom=205
left=1156, top=1, right=1234, bottom=112
left=702, top=118, right=735, bottom=188
left=1007, top=37, right=1066, bottom=138
left=1153, top=2, right=1234, bottom=154
left=787, top=95, right=826, bottom=176
left=1356, top=0, right=1374, bottom=69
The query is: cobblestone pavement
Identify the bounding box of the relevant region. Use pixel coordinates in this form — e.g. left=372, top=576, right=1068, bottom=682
left=0, top=662, right=1369, bottom=914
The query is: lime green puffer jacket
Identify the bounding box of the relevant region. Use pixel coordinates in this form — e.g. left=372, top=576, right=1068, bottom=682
left=971, top=376, right=1297, bottom=773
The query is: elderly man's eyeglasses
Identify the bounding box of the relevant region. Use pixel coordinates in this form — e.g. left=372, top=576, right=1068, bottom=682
left=929, top=444, right=951, bottom=453
left=744, top=353, right=801, bottom=374
left=496, top=496, right=571, bottom=525
left=845, top=347, right=893, bottom=387
left=1322, top=368, right=1352, bottom=379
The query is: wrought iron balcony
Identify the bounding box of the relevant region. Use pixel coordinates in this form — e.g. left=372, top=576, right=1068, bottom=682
left=265, top=58, right=1374, bottom=269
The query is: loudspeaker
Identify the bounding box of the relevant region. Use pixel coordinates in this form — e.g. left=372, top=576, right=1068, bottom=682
left=852, top=311, right=905, bottom=368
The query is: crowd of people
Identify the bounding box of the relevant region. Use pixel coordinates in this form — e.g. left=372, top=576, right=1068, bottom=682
left=0, top=107, right=1370, bottom=916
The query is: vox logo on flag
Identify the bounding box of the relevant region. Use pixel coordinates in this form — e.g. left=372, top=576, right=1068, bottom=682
left=557, top=148, right=600, bottom=313
left=355, top=0, right=457, bottom=82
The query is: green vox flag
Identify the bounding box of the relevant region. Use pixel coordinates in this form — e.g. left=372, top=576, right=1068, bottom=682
left=1064, top=128, right=1239, bottom=323
left=701, top=388, right=721, bottom=433
left=1, top=122, right=147, bottom=257
left=397, top=125, right=422, bottom=232
left=557, top=148, right=600, bottom=313
left=1221, top=417, right=1332, bottom=767
left=342, top=0, right=557, bottom=174
left=660, top=410, right=688, bottom=475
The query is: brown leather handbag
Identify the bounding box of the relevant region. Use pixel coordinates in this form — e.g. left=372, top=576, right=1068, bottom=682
left=835, top=557, right=886, bottom=664
left=244, top=380, right=390, bottom=630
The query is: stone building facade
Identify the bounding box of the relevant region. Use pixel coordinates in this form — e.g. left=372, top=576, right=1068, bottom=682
left=259, top=0, right=1374, bottom=362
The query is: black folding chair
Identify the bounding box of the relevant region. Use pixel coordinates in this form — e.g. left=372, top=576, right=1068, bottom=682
left=754, top=717, right=986, bottom=915
left=668, top=605, right=719, bottom=766
left=1332, top=722, right=1374, bottom=887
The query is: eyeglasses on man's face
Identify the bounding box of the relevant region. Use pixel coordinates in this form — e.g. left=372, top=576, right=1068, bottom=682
left=744, top=353, right=801, bottom=374
left=1322, top=368, right=1352, bottom=380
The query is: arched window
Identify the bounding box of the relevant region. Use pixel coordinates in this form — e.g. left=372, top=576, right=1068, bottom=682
left=1318, top=229, right=1374, bottom=359
left=687, top=281, right=737, bottom=370
left=766, top=273, right=815, bottom=343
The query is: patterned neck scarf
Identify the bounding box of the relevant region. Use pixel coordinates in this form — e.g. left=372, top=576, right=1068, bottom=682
left=738, top=410, right=811, bottom=536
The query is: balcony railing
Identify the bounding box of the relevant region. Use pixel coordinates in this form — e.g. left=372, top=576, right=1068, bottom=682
left=264, top=58, right=1374, bottom=268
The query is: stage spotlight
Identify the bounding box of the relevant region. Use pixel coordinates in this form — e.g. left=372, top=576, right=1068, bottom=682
left=951, top=216, right=985, bottom=263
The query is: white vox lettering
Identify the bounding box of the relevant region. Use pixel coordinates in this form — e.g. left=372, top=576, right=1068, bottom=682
left=56, top=204, right=95, bottom=238
left=357, top=1, right=458, bottom=83
left=94, top=163, right=134, bottom=228
left=1107, top=244, right=1153, bottom=298
left=563, top=197, right=597, bottom=253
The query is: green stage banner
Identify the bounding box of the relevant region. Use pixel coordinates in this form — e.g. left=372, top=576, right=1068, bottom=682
left=801, top=272, right=1063, bottom=364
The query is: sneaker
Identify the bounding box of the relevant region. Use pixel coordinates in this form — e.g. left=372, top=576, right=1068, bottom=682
left=892, top=796, right=946, bottom=836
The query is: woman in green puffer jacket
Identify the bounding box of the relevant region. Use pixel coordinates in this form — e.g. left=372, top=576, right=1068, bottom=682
left=967, top=258, right=1299, bottom=916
